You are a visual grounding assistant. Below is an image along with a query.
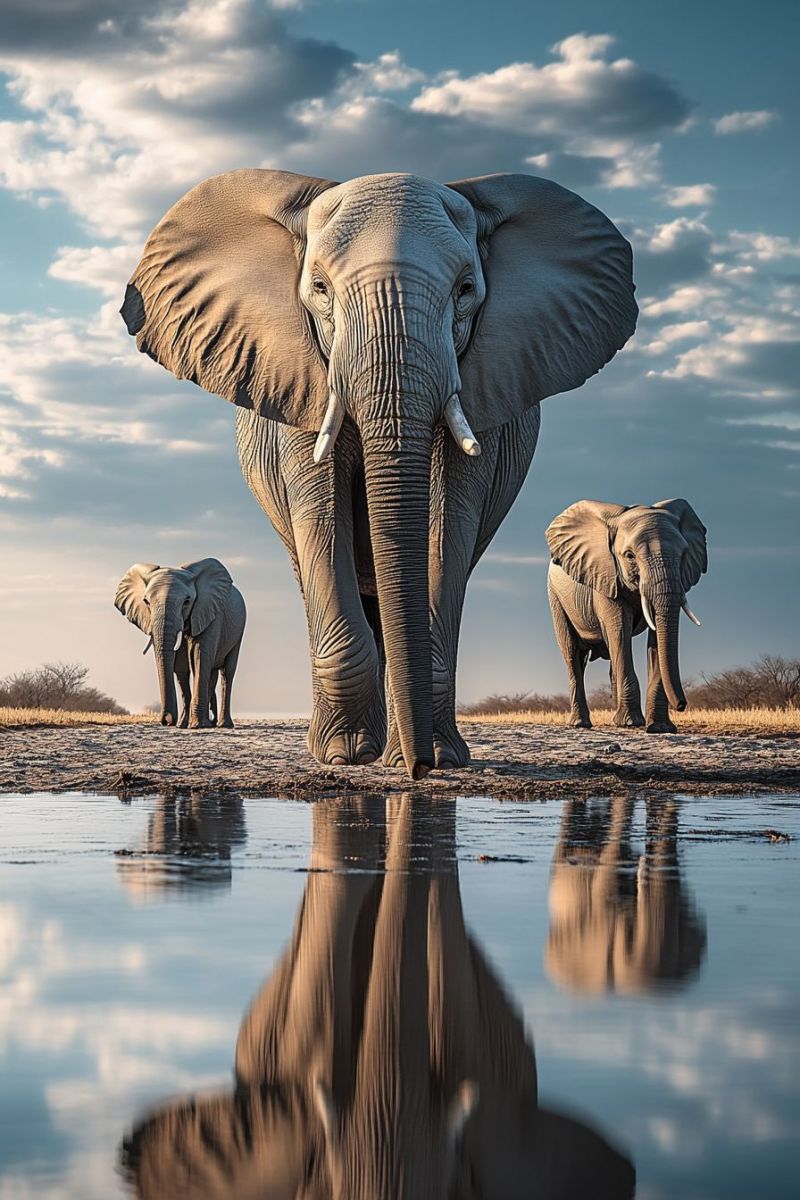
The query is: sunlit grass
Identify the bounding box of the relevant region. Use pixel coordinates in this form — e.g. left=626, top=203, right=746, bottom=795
left=0, top=707, right=156, bottom=728
left=460, top=706, right=800, bottom=735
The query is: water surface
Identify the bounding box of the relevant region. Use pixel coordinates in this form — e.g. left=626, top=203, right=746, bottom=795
left=1, top=791, right=798, bottom=1198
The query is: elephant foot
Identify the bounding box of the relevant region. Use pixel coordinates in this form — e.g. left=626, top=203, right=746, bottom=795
left=220, top=717, right=235, bottom=729
left=189, top=717, right=213, bottom=729
left=613, top=708, right=645, bottom=728
left=178, top=715, right=189, bottom=729
left=433, top=721, right=470, bottom=769
left=646, top=719, right=677, bottom=734
left=308, top=709, right=383, bottom=766
left=569, top=713, right=592, bottom=729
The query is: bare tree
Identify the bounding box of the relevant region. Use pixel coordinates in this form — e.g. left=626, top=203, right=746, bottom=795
left=0, top=662, right=127, bottom=714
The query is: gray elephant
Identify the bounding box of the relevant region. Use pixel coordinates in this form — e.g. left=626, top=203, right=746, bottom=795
left=121, top=169, right=636, bottom=777
left=115, top=558, right=246, bottom=728
left=120, top=795, right=635, bottom=1199
left=546, top=499, right=707, bottom=732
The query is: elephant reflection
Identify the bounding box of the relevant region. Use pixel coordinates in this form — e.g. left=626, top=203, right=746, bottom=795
left=546, top=797, right=706, bottom=995
left=117, top=795, right=246, bottom=900
left=121, top=796, right=634, bottom=1198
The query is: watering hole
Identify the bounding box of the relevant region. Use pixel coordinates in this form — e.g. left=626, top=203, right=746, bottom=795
left=1, top=791, right=798, bottom=1198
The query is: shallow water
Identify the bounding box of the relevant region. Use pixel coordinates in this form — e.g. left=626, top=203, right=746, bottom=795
left=1, top=791, right=798, bottom=1199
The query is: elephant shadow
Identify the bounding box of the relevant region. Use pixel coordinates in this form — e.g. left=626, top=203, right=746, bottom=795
left=546, top=797, right=707, bottom=995
left=116, top=794, right=247, bottom=901
left=120, top=795, right=635, bottom=1199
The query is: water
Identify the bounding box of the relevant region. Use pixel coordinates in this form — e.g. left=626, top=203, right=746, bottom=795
left=1, top=791, right=798, bottom=1199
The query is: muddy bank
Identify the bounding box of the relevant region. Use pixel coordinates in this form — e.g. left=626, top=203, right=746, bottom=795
left=1, top=718, right=797, bottom=800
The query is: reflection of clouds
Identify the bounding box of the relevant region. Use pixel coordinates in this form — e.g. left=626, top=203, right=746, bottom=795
left=531, top=983, right=800, bottom=1158
left=0, top=899, right=233, bottom=1199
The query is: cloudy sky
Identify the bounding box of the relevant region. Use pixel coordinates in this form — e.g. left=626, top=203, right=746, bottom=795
left=0, top=0, right=797, bottom=714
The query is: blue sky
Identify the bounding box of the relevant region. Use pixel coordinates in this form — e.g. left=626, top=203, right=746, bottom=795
left=0, top=0, right=797, bottom=713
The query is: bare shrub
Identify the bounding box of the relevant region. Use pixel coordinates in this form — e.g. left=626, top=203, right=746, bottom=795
left=0, top=662, right=127, bottom=714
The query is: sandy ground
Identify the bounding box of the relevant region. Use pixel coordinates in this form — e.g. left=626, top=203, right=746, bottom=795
left=1, top=717, right=797, bottom=799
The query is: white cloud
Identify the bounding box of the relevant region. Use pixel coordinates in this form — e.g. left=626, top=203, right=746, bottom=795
left=411, top=33, right=690, bottom=188
left=638, top=320, right=710, bottom=356
left=713, top=109, right=778, bottom=135
left=353, top=52, right=425, bottom=92
left=663, top=183, right=716, bottom=207
left=721, top=231, right=800, bottom=262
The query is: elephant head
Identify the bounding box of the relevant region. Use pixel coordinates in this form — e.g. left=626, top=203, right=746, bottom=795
left=121, top=796, right=635, bottom=1199
left=546, top=498, right=707, bottom=712
left=122, top=170, right=637, bottom=777
left=115, top=558, right=232, bottom=724
left=545, top=798, right=706, bottom=995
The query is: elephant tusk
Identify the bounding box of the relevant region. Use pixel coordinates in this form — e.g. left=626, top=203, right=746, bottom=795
left=641, top=592, right=657, bottom=632
left=142, top=635, right=153, bottom=656
left=174, top=630, right=183, bottom=651
left=313, top=392, right=345, bottom=464
left=444, top=394, right=481, bottom=457
left=682, top=601, right=702, bottom=627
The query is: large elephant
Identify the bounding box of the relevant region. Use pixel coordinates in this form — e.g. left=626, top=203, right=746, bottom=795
left=115, top=558, right=246, bottom=728
left=120, top=796, right=635, bottom=1199
left=545, top=797, right=706, bottom=995
left=546, top=499, right=707, bottom=731
left=122, top=169, right=637, bottom=777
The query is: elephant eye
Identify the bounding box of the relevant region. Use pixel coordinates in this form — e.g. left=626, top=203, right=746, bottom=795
left=457, top=278, right=475, bottom=298
left=311, top=277, right=329, bottom=298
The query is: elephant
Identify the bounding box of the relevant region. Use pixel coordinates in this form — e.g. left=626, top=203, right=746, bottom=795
left=545, top=498, right=708, bottom=732
left=545, top=797, right=706, bottom=995
left=116, top=794, right=247, bottom=900
left=120, top=795, right=635, bottom=1199
left=121, top=168, right=637, bottom=777
left=115, top=558, right=246, bottom=728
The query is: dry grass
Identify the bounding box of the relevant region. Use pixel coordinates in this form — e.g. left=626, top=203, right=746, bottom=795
left=461, top=706, right=800, bottom=736
left=0, top=707, right=155, bottom=729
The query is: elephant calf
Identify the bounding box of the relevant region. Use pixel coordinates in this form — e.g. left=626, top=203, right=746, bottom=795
left=545, top=499, right=707, bottom=732
left=115, top=558, right=246, bottom=728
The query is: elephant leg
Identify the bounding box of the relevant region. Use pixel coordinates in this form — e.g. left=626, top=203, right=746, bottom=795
left=219, top=643, right=240, bottom=728
left=175, top=643, right=191, bottom=729
left=188, top=641, right=213, bottom=729
left=599, top=603, right=645, bottom=728
left=549, top=583, right=591, bottom=728
left=645, top=628, right=677, bottom=733
left=284, top=424, right=385, bottom=765
left=238, top=411, right=384, bottom=764
left=208, top=668, right=219, bottom=727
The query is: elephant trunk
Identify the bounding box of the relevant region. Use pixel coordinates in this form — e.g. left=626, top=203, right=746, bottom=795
left=361, top=424, right=434, bottom=778
left=646, top=583, right=686, bottom=712
left=150, top=605, right=180, bottom=726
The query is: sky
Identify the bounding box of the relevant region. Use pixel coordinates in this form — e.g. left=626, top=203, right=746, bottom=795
left=0, top=0, right=798, bottom=714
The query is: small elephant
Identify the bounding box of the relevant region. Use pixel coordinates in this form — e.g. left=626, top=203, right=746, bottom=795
left=545, top=499, right=707, bottom=732
left=115, top=558, right=246, bottom=728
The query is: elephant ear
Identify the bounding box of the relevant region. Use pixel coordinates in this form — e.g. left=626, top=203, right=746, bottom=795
left=546, top=501, right=629, bottom=599
left=446, top=173, right=637, bottom=433
left=121, top=169, right=338, bottom=430
left=115, top=563, right=160, bottom=634
left=120, top=1085, right=310, bottom=1200
left=181, top=558, right=233, bottom=635
left=652, top=498, right=708, bottom=590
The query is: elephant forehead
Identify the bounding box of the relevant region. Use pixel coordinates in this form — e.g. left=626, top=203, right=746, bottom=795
left=146, top=568, right=193, bottom=593
left=307, top=174, right=477, bottom=255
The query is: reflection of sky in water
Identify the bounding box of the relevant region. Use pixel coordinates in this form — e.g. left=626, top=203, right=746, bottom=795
left=0, top=792, right=798, bottom=1198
